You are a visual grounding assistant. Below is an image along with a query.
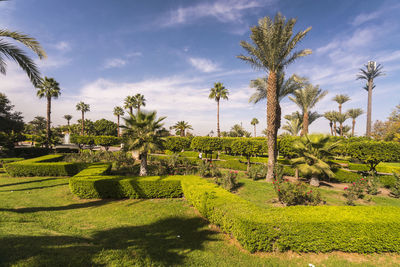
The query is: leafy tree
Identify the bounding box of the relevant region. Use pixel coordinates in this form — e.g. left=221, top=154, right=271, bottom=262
left=289, top=84, right=327, bottom=135
left=357, top=62, right=384, bottom=137
left=190, top=137, right=222, bottom=160
left=124, top=95, right=136, bottom=114
left=347, top=108, right=364, bottom=136
left=238, top=13, right=311, bottom=181
left=371, top=104, right=400, bottom=141
left=323, top=111, right=336, bottom=136
left=134, top=93, right=146, bottom=113
left=93, top=119, right=118, bottom=136
left=0, top=29, right=46, bottom=87
left=36, top=77, right=61, bottom=147
left=0, top=92, right=24, bottom=148
left=209, top=82, right=229, bottom=137
left=76, top=101, right=90, bottom=135
left=121, top=111, right=168, bottom=176
left=332, top=94, right=350, bottom=114
left=64, top=115, right=72, bottom=127
left=113, top=106, right=124, bottom=137
left=77, top=119, right=95, bottom=135
left=250, top=118, right=259, bottom=137
left=164, top=136, right=191, bottom=153
left=231, top=139, right=265, bottom=171
left=94, top=136, right=121, bottom=151
left=171, top=121, right=193, bottom=137
left=26, top=116, right=46, bottom=135
left=228, top=124, right=251, bottom=137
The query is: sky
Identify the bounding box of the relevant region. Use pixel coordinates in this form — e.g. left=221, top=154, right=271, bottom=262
left=1, top=0, right=400, bottom=136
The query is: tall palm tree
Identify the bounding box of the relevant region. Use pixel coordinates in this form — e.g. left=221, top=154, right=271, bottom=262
left=113, top=106, right=124, bottom=137
left=282, top=117, right=301, bottom=136
left=124, top=95, right=136, bottom=114
left=36, top=77, right=61, bottom=147
left=238, top=13, right=311, bottom=181
left=63, top=115, right=72, bottom=127
left=250, top=118, right=259, bottom=137
left=134, top=93, right=146, bottom=113
left=347, top=108, right=364, bottom=136
left=332, top=94, right=350, bottom=114
left=289, top=84, right=327, bottom=135
left=209, top=82, right=229, bottom=137
left=121, top=111, right=168, bottom=176
left=357, top=61, right=384, bottom=137
left=171, top=121, right=193, bottom=137
left=323, top=111, right=336, bottom=136
left=0, top=29, right=46, bottom=87
left=76, top=101, right=90, bottom=135
left=335, top=112, right=348, bottom=137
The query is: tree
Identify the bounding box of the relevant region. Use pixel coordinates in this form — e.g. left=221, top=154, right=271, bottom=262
left=0, top=29, right=46, bottom=87
left=171, top=121, right=193, bottom=137
left=121, top=111, right=168, bottom=176
left=0, top=92, right=24, bottom=148
left=134, top=93, right=146, bottom=113
left=334, top=112, right=348, bottom=137
left=93, top=119, right=118, bottom=136
left=36, top=77, right=61, bottom=147
left=347, top=108, right=364, bottom=136
left=113, top=106, right=124, bottom=137
left=250, top=118, right=259, bottom=137
left=229, top=124, right=251, bottom=137
left=231, top=139, right=264, bottom=171
left=332, top=94, right=350, bottom=114
left=371, top=104, right=400, bottom=141
left=209, top=82, right=229, bottom=137
left=282, top=117, right=301, bottom=136
left=357, top=62, right=384, bottom=137
left=124, top=95, right=136, bottom=114
left=289, top=84, right=327, bottom=135
left=238, top=13, right=311, bottom=181
left=323, top=111, right=336, bottom=136
left=76, top=101, right=90, bottom=136
left=64, top=115, right=72, bottom=127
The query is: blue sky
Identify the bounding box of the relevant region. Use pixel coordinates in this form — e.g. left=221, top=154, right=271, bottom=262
left=1, top=0, right=400, bottom=136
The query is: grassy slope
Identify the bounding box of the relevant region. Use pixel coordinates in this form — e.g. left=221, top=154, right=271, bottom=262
left=0, top=172, right=400, bottom=266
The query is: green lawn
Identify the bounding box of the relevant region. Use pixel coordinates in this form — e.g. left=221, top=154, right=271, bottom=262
left=1, top=173, right=400, bottom=266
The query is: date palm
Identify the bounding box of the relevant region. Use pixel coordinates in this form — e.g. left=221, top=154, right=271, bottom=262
left=36, top=77, right=61, bottom=147
left=332, top=94, right=350, bottom=114
left=76, top=101, right=90, bottom=135
left=289, top=84, right=327, bottom=135
left=347, top=108, right=364, bottom=136
left=63, top=115, right=72, bottom=127
left=124, top=95, right=136, bottom=114
left=134, top=93, right=146, bottom=113
left=0, top=29, right=46, bottom=87
left=250, top=118, right=259, bottom=137
left=335, top=112, right=348, bottom=136
left=357, top=62, right=384, bottom=137
left=121, top=111, right=168, bottom=176
left=323, top=111, right=336, bottom=136
left=282, top=117, right=301, bottom=136
left=113, top=106, right=124, bottom=137
left=171, top=120, right=193, bottom=137
left=238, top=13, right=311, bottom=181
left=209, top=82, right=229, bottom=137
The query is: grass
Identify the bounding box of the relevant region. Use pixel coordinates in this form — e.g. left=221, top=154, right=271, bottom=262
left=1, top=172, right=400, bottom=266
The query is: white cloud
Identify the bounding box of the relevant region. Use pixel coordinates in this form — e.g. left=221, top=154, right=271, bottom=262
left=126, top=52, right=142, bottom=58
left=351, top=11, right=381, bottom=26
left=103, top=58, right=127, bottom=69
left=53, top=41, right=71, bottom=52
left=188, top=57, right=219, bottom=73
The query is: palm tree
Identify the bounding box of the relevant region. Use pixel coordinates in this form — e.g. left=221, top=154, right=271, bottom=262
left=332, top=94, right=350, bottom=114
left=238, top=13, right=311, bottom=181
left=282, top=117, right=302, bottom=136
left=335, top=112, right=348, bottom=136
left=323, top=111, right=336, bottom=136
left=0, top=29, right=46, bottom=87
left=336, top=125, right=351, bottom=137
left=289, top=84, right=327, bottom=135
left=134, top=93, right=146, bottom=113
left=347, top=108, right=364, bottom=136
left=171, top=121, right=193, bottom=137
left=76, top=101, right=90, bottom=135
left=124, top=95, right=136, bottom=114
left=64, top=115, right=72, bottom=127
left=357, top=61, right=384, bottom=137
left=250, top=118, right=259, bottom=137
left=36, top=77, right=61, bottom=147
left=121, top=111, right=168, bottom=176
left=113, top=106, right=125, bottom=137
left=209, top=82, right=229, bottom=137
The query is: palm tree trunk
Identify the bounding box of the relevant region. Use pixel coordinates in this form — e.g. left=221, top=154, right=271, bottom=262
left=366, top=80, right=373, bottom=137
left=254, top=125, right=256, bottom=137
left=137, top=105, right=140, bottom=114
left=329, top=121, right=333, bottom=136
left=46, top=96, right=51, bottom=148
left=129, top=107, right=133, bottom=114
left=180, top=130, right=184, bottom=137
left=117, top=115, right=120, bottom=137
left=274, top=104, right=281, bottom=161
left=352, top=119, right=356, bottom=136
left=81, top=111, right=84, bottom=136
left=339, top=104, right=342, bottom=114
left=303, top=110, right=309, bottom=135
left=340, top=122, right=343, bottom=136
left=333, top=121, right=337, bottom=136
left=140, top=152, right=147, bottom=176
left=217, top=100, right=220, bottom=137
left=266, top=71, right=278, bottom=182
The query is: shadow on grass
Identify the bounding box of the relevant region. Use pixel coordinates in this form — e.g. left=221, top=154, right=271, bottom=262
left=0, top=178, right=58, bottom=188
left=0, top=182, right=68, bottom=192
left=0, top=217, right=217, bottom=266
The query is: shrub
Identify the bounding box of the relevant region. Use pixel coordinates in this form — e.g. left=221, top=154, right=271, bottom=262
left=94, top=136, right=121, bottom=150
left=214, top=170, right=239, bottom=191
left=390, top=173, right=400, bottom=198
left=214, top=159, right=247, bottom=171
left=190, top=137, right=222, bottom=160
left=0, top=157, right=24, bottom=167
left=332, top=169, right=363, bottom=183
left=366, top=175, right=379, bottom=195
left=164, top=137, right=191, bottom=153
left=247, top=164, right=267, bottom=180
left=278, top=135, right=298, bottom=159
left=198, top=160, right=221, bottom=178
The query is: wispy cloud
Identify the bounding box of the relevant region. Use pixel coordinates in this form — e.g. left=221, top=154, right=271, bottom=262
left=188, top=57, right=220, bottom=73
left=53, top=41, right=71, bottom=52
left=103, top=58, right=127, bottom=69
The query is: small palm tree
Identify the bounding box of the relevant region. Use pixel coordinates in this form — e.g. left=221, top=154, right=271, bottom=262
left=0, top=29, right=46, bottom=87
left=124, top=95, right=136, bottom=114
left=282, top=117, right=302, bottom=136
left=323, top=111, right=336, bottom=136
left=63, top=115, right=72, bottom=133
left=113, top=106, right=125, bottom=137
left=134, top=93, right=146, bottom=113
left=336, top=125, right=351, bottom=137
left=357, top=61, right=384, bottom=137
left=250, top=118, right=259, bottom=137
left=335, top=112, right=348, bottom=136
left=76, top=101, right=90, bottom=135
left=121, top=111, right=168, bottom=176
left=209, top=82, right=229, bottom=137
left=36, top=77, right=61, bottom=147
left=347, top=108, right=364, bottom=136
left=171, top=121, right=193, bottom=137
left=289, top=84, right=327, bottom=135
left=332, top=94, right=350, bottom=114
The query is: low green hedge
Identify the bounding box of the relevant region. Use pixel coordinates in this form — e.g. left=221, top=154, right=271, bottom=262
left=332, top=169, right=363, bottom=183
left=0, top=158, right=24, bottom=167
left=181, top=175, right=400, bottom=253
left=214, top=159, right=247, bottom=171
left=69, top=163, right=183, bottom=199
left=4, top=155, right=87, bottom=177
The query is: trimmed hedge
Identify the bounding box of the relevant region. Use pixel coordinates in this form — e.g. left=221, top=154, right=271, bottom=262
left=0, top=157, right=24, bottom=167
left=181, top=175, right=400, bottom=253
left=4, top=155, right=87, bottom=177
left=69, top=163, right=183, bottom=199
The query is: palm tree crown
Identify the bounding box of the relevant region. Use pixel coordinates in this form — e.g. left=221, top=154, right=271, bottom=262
left=134, top=93, right=146, bottom=113
left=251, top=118, right=259, bottom=137
left=113, top=106, right=125, bottom=137
left=171, top=121, right=193, bottom=137
left=76, top=101, right=90, bottom=135
left=63, top=114, right=72, bottom=127
left=347, top=108, right=364, bottom=136
left=124, top=95, right=136, bottom=114
left=332, top=94, right=350, bottom=114
left=209, top=82, right=229, bottom=137
left=323, top=111, right=336, bottom=136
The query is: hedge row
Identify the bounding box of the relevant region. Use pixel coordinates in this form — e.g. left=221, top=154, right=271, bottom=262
left=70, top=135, right=121, bottom=149
left=69, top=163, right=183, bottom=199
left=4, top=155, right=87, bottom=177
left=181, top=175, right=400, bottom=253
left=0, top=158, right=24, bottom=167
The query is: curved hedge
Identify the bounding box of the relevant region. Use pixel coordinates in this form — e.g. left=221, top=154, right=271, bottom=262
left=4, top=155, right=87, bottom=177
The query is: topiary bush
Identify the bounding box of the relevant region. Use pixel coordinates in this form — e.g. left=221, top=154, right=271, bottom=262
left=190, top=137, right=222, bottom=160
left=164, top=136, right=192, bottom=153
